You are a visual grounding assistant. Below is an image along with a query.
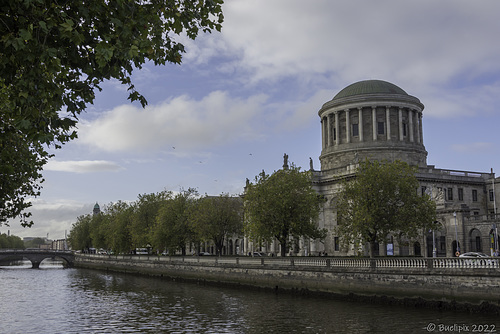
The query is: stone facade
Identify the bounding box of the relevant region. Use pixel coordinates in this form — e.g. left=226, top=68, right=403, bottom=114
left=309, top=80, right=500, bottom=257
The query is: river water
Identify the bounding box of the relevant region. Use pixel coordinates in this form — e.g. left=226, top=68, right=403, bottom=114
left=0, top=261, right=498, bottom=334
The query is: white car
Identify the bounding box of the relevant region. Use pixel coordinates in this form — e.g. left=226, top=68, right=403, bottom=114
left=459, top=252, right=497, bottom=266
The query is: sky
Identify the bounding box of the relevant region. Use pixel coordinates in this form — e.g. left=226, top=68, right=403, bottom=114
left=3, top=0, right=500, bottom=240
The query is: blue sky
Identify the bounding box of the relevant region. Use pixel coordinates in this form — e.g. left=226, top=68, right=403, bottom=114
left=4, top=0, right=500, bottom=239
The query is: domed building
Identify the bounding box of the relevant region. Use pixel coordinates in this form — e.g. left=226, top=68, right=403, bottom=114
left=308, top=80, right=499, bottom=257
left=318, top=80, right=426, bottom=170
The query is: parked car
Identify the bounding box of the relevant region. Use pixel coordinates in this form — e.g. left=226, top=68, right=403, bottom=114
left=198, top=252, right=211, bottom=256
left=459, top=252, right=497, bottom=266
left=459, top=252, right=490, bottom=258
left=252, top=252, right=266, bottom=257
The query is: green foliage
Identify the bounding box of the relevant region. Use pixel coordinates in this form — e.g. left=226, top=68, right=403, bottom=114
left=244, top=165, right=326, bottom=257
left=336, top=160, right=437, bottom=257
left=105, top=201, right=134, bottom=254
left=130, top=191, right=172, bottom=249
left=0, top=0, right=224, bottom=225
left=151, top=188, right=197, bottom=255
left=67, top=189, right=242, bottom=256
left=0, top=233, right=24, bottom=249
left=67, top=214, right=92, bottom=251
left=189, top=193, right=243, bottom=256
left=0, top=85, right=48, bottom=227
left=23, top=237, right=47, bottom=249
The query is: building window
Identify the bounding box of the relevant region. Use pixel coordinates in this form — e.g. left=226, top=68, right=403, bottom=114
left=334, top=237, right=339, bottom=251
left=403, top=122, right=407, bottom=137
left=447, top=188, right=453, bottom=201
left=333, top=127, right=336, bottom=141
left=421, top=186, right=427, bottom=196
left=458, top=188, right=463, bottom=201
left=472, top=189, right=478, bottom=202
left=377, top=121, right=385, bottom=135
left=490, top=189, right=494, bottom=202
left=352, top=123, right=359, bottom=137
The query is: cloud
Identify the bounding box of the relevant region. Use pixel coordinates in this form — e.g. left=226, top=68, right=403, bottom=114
left=213, top=0, right=500, bottom=87
left=45, top=160, right=124, bottom=173
left=3, top=199, right=94, bottom=240
left=78, top=91, right=269, bottom=153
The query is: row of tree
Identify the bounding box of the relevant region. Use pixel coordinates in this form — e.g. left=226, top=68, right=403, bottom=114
left=68, top=189, right=243, bottom=256
left=0, top=233, right=24, bottom=249
left=68, top=165, right=328, bottom=257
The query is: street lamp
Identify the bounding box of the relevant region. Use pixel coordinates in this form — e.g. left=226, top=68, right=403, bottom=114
left=432, top=229, right=436, bottom=258
left=454, top=212, right=460, bottom=256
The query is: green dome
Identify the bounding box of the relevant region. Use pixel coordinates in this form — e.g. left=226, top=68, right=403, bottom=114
left=333, top=80, right=408, bottom=100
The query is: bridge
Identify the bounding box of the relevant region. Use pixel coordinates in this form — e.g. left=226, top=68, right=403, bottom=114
left=0, top=249, right=75, bottom=268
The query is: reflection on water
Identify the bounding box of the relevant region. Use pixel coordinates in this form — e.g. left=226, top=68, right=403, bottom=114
left=0, top=266, right=498, bottom=333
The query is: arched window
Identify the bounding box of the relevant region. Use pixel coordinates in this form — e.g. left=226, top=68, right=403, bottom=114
left=469, top=229, right=482, bottom=252
left=414, top=242, right=421, bottom=256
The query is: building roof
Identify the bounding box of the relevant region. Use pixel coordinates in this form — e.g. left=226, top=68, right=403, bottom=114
left=332, top=80, right=408, bottom=100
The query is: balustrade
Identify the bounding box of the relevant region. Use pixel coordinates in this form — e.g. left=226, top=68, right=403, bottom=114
left=80, top=254, right=500, bottom=271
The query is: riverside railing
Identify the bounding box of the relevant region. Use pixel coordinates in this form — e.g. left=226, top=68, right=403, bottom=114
left=78, top=254, right=500, bottom=270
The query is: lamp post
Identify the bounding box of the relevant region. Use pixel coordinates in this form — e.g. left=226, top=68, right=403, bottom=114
left=454, top=212, right=460, bottom=256
left=432, top=229, right=436, bottom=258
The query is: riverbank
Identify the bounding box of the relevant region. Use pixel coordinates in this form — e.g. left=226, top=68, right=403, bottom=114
left=75, top=254, right=500, bottom=314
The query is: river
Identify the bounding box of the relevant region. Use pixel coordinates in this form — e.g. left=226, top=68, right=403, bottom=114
left=0, top=261, right=498, bottom=333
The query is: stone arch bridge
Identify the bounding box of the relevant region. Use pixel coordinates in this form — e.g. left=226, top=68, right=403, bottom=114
left=0, top=250, right=75, bottom=268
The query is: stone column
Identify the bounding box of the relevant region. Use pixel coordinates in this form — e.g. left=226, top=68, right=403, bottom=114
left=345, top=109, right=350, bottom=144
left=335, top=111, right=339, bottom=146
left=358, top=107, right=363, bottom=142
left=398, top=108, right=404, bottom=141
left=321, top=118, right=325, bottom=149
left=386, top=106, right=391, bottom=140
left=372, top=106, right=377, bottom=141
left=417, top=112, right=422, bottom=144
left=327, top=114, right=332, bottom=146
left=409, top=109, right=414, bottom=142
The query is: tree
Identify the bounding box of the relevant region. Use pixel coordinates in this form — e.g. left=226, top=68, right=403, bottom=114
left=190, top=193, right=243, bottom=256
left=152, top=188, right=197, bottom=255
left=0, top=233, right=24, bottom=249
left=67, top=214, right=93, bottom=251
left=244, top=165, right=327, bottom=257
left=105, top=201, right=134, bottom=254
left=130, top=191, right=171, bottom=249
left=335, top=159, right=437, bottom=257
left=0, top=87, right=48, bottom=227
left=23, top=237, right=47, bottom=249
left=0, top=0, right=224, bottom=225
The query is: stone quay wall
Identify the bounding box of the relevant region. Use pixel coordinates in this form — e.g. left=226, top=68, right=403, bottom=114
left=75, top=254, right=500, bottom=312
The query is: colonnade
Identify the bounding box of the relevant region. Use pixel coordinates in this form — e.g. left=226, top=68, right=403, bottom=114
left=321, top=106, right=423, bottom=149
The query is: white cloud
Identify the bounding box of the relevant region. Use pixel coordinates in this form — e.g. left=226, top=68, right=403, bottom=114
left=78, top=91, right=269, bottom=152
left=45, top=160, right=124, bottom=173
left=3, top=199, right=94, bottom=240
left=214, top=0, right=500, bottom=86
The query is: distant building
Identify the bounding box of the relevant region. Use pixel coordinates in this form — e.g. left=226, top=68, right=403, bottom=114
left=93, top=202, right=101, bottom=215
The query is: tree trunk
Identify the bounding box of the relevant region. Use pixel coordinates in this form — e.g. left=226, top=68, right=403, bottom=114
left=280, top=241, right=287, bottom=257
left=369, top=240, right=377, bottom=258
